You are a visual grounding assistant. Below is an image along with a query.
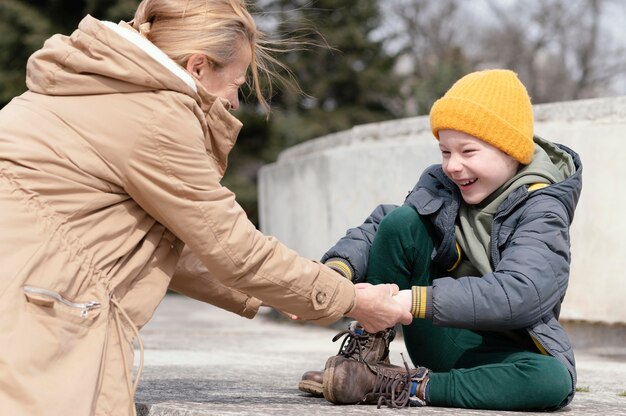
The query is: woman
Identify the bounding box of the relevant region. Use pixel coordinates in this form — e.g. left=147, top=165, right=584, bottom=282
left=0, top=1, right=410, bottom=414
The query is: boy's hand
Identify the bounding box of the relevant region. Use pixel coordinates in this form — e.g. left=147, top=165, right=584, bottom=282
left=392, top=289, right=413, bottom=313
left=345, top=283, right=413, bottom=333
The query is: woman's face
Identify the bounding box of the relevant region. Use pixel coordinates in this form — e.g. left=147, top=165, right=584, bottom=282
left=188, top=42, right=251, bottom=110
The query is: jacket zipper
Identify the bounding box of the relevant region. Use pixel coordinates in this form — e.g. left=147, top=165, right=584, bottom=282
left=490, top=192, right=530, bottom=267
left=23, top=286, right=101, bottom=317
left=527, top=328, right=551, bottom=355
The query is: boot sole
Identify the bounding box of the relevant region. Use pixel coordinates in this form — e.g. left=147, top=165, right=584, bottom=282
left=322, top=356, right=340, bottom=404
left=298, top=379, right=323, bottom=396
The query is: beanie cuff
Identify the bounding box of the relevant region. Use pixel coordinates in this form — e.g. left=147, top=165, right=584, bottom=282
left=430, top=97, right=534, bottom=164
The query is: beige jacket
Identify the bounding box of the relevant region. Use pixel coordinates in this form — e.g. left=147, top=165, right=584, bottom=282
left=0, top=16, right=355, bottom=416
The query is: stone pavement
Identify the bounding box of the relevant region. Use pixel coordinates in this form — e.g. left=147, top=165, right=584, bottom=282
left=135, top=295, right=626, bottom=416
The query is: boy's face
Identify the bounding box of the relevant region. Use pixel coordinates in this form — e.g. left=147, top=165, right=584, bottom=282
left=439, top=130, right=520, bottom=205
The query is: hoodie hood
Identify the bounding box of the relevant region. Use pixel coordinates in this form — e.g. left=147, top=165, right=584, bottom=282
left=492, top=136, right=582, bottom=224
left=531, top=138, right=582, bottom=223
left=454, top=136, right=579, bottom=276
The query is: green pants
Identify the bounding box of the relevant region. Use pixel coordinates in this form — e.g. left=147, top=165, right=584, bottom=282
left=366, top=205, right=571, bottom=410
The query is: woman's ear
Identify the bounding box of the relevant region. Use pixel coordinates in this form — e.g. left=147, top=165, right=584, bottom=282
left=186, top=54, right=208, bottom=79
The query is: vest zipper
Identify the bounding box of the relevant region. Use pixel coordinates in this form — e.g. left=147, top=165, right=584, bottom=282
left=23, top=285, right=101, bottom=317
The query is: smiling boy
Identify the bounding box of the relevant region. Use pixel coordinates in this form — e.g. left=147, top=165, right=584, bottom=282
left=302, top=69, right=583, bottom=410
left=439, top=129, right=520, bottom=205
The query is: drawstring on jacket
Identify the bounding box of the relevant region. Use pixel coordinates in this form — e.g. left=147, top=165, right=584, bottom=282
left=111, top=297, right=144, bottom=416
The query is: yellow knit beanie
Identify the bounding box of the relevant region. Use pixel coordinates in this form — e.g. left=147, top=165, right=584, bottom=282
left=430, top=69, right=534, bottom=164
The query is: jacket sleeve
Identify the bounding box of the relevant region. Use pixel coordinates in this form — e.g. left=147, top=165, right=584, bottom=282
left=170, top=245, right=262, bottom=319
left=321, top=204, right=398, bottom=283
left=121, top=98, right=355, bottom=326
left=431, top=196, right=571, bottom=330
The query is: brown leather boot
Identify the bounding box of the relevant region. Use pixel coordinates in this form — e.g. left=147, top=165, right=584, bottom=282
left=298, top=321, right=396, bottom=396
left=322, top=355, right=430, bottom=408
left=298, top=370, right=324, bottom=396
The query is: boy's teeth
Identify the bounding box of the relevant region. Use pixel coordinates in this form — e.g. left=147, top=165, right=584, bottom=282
left=462, top=179, right=476, bottom=186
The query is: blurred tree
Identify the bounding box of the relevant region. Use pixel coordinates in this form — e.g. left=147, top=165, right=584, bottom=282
left=228, top=0, right=402, bottom=225
left=381, top=0, right=472, bottom=116
left=3, top=0, right=625, bottom=225
left=379, top=0, right=626, bottom=108
left=479, top=0, right=626, bottom=102
left=255, top=0, right=402, bottom=159
left=0, top=0, right=138, bottom=107
left=0, top=1, right=51, bottom=105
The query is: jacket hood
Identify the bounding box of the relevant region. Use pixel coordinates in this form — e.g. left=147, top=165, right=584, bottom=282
left=533, top=138, right=582, bottom=224
left=25, top=15, right=243, bottom=175
left=26, top=15, right=198, bottom=98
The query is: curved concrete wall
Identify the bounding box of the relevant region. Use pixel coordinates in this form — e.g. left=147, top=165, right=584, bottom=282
left=258, top=96, right=626, bottom=324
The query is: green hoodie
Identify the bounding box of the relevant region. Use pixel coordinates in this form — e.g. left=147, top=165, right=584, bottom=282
left=453, top=136, right=575, bottom=277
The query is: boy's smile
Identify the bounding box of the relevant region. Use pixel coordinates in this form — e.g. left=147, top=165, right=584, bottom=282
left=439, top=130, right=520, bottom=205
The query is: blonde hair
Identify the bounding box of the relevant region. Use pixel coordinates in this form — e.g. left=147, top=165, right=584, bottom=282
left=132, top=0, right=283, bottom=113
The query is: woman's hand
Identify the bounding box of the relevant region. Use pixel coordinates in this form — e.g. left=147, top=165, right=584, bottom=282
left=345, top=283, right=413, bottom=333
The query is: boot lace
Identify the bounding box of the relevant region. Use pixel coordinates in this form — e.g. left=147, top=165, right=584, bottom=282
left=370, top=354, right=427, bottom=409
left=332, top=325, right=396, bottom=362
left=332, top=327, right=370, bottom=361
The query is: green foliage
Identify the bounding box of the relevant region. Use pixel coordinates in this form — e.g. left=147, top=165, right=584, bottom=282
left=412, top=48, right=470, bottom=116
left=0, top=0, right=138, bottom=107
left=0, top=1, right=52, bottom=104
left=225, top=0, right=405, bottom=225
left=0, top=0, right=466, bottom=226
left=260, top=0, right=401, bottom=152
left=576, top=386, right=591, bottom=393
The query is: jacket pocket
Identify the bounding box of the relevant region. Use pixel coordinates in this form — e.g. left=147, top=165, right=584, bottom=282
left=23, top=285, right=102, bottom=326
left=0, top=284, right=108, bottom=415
left=410, top=188, right=443, bottom=215
left=529, top=318, right=572, bottom=355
